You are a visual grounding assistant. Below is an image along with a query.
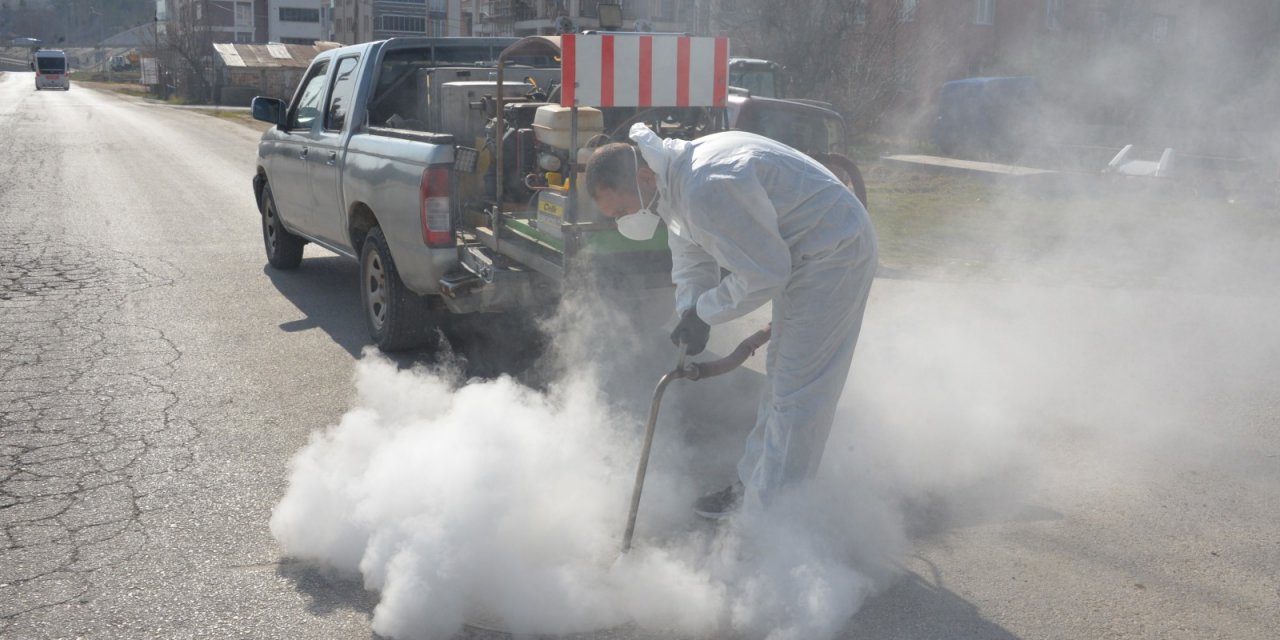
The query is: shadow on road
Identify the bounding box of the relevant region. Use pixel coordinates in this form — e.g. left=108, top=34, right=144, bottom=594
left=263, top=255, right=369, bottom=356
left=847, top=558, right=1023, bottom=640
left=262, top=256, right=551, bottom=381
left=275, top=559, right=377, bottom=620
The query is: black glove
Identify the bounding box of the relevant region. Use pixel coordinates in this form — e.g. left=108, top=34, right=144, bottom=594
left=670, top=308, right=710, bottom=356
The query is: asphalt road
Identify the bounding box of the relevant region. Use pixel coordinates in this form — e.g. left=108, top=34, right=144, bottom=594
left=2, top=70, right=1278, bottom=639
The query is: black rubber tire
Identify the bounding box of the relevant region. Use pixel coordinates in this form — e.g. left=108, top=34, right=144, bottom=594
left=359, top=226, right=440, bottom=352
left=813, top=152, right=869, bottom=211
left=260, top=183, right=305, bottom=270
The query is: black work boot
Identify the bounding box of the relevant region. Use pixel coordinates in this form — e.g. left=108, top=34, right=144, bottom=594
left=693, top=481, right=744, bottom=520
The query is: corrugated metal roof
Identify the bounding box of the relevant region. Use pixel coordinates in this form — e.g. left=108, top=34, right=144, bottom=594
left=212, top=42, right=342, bottom=69
left=212, top=43, right=245, bottom=67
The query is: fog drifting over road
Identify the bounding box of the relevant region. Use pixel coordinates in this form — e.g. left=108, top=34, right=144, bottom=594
left=268, top=9, right=1279, bottom=637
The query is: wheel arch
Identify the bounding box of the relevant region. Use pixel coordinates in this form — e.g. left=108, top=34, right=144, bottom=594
left=253, top=169, right=268, bottom=214
left=347, top=201, right=379, bottom=255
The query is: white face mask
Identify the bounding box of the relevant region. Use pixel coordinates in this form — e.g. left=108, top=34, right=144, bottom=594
left=615, top=147, right=661, bottom=241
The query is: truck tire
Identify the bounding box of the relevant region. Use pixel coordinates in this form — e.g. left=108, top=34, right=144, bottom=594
left=812, top=153, right=869, bottom=211
left=260, top=183, right=305, bottom=269
left=360, top=226, right=439, bottom=352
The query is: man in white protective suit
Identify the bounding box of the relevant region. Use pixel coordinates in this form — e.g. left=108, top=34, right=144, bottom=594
left=585, top=123, right=878, bottom=518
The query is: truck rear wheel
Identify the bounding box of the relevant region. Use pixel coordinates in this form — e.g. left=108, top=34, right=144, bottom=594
left=360, top=227, right=439, bottom=352
left=260, top=183, right=305, bottom=269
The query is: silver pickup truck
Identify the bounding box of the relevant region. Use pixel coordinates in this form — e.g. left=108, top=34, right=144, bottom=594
left=251, top=37, right=573, bottom=350
left=253, top=36, right=688, bottom=352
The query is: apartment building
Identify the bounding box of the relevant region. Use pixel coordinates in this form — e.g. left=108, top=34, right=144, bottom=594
left=331, top=0, right=465, bottom=44
left=269, top=0, right=329, bottom=44
left=162, top=1, right=329, bottom=44
left=465, top=0, right=703, bottom=37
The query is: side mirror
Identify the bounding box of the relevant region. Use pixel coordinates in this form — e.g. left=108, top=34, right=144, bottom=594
left=251, top=96, right=286, bottom=128
left=30, top=62, right=35, bottom=71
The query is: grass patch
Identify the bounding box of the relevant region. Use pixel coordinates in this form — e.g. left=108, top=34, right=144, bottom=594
left=863, top=163, right=1279, bottom=292
left=74, top=78, right=155, bottom=99
left=188, top=107, right=273, bottom=132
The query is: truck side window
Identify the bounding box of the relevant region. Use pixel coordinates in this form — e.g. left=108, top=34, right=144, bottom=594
left=289, top=60, right=330, bottom=131
left=325, top=56, right=360, bottom=132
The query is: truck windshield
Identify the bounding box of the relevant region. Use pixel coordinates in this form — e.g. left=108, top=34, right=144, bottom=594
left=36, top=58, right=65, bottom=74
left=730, top=68, right=778, bottom=98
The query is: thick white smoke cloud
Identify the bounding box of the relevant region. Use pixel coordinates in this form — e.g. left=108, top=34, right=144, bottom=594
left=270, top=337, right=905, bottom=640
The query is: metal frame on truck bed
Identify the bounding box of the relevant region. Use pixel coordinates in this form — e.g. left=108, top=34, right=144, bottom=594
left=443, top=33, right=731, bottom=309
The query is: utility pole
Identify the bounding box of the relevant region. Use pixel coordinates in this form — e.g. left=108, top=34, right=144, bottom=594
left=92, top=8, right=111, bottom=82
left=153, top=15, right=161, bottom=97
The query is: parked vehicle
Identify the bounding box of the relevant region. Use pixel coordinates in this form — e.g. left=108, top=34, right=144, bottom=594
left=251, top=35, right=866, bottom=352
left=728, top=57, right=785, bottom=99
left=931, top=76, right=1040, bottom=159
left=728, top=91, right=866, bottom=208
left=32, top=49, right=69, bottom=90
left=724, top=57, right=866, bottom=206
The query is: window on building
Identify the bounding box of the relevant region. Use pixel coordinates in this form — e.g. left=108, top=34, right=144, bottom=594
left=280, top=7, right=322, bottom=23
left=428, top=0, right=448, bottom=11
left=281, top=37, right=316, bottom=45
left=1092, top=9, right=1108, bottom=35
left=854, top=0, right=867, bottom=25
left=428, top=16, right=447, bottom=37
left=235, top=2, right=253, bottom=28
left=656, top=0, right=677, bottom=21
left=1152, top=15, right=1173, bottom=42
left=381, top=15, right=427, bottom=33
left=975, top=0, right=994, bottom=26
left=899, top=0, right=917, bottom=22
left=1045, top=0, right=1061, bottom=31
left=235, top=31, right=254, bottom=43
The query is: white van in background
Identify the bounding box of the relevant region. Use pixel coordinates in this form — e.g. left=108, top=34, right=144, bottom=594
left=33, top=49, right=70, bottom=90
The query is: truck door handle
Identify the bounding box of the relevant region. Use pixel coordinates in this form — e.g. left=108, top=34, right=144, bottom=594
left=326, top=151, right=337, bottom=165
left=299, top=147, right=309, bottom=160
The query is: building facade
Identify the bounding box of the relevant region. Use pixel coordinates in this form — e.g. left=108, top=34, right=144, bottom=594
left=332, top=0, right=465, bottom=44
left=327, top=1, right=706, bottom=45
left=269, top=0, right=329, bottom=44
left=161, top=1, right=330, bottom=44
left=466, top=0, right=703, bottom=37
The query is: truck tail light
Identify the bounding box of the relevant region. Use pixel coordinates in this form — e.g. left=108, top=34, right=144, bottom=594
left=419, top=165, right=452, bottom=247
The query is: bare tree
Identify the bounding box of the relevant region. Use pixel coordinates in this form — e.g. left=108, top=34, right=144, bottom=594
left=717, top=0, right=945, bottom=141
left=159, top=0, right=215, bottom=101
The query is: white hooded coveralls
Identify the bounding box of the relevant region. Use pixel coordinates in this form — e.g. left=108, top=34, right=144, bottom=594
left=629, top=124, right=878, bottom=501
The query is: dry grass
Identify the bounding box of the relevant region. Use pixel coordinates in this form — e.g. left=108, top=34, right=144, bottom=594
left=864, top=164, right=1280, bottom=293
left=188, top=107, right=274, bottom=132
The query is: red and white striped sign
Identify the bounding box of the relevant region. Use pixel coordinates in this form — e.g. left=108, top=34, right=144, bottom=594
left=561, top=34, right=729, bottom=108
